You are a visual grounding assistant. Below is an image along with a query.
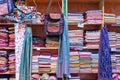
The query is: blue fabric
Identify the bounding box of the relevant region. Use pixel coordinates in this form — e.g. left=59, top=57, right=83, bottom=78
left=98, top=27, right=112, bottom=80
left=19, top=27, right=32, bottom=80
left=57, top=15, right=70, bottom=78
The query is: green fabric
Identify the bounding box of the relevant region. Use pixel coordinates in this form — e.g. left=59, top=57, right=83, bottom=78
left=19, top=27, right=32, bottom=80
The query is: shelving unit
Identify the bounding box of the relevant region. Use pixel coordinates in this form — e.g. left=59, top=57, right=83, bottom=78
left=25, top=0, right=120, bottom=80
left=0, top=23, right=15, bottom=78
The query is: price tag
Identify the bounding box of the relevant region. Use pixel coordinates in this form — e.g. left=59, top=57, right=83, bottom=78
left=36, top=47, right=41, bottom=51
left=78, top=22, right=84, bottom=28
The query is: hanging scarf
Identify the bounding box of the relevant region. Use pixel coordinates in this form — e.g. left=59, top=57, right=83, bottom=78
left=15, top=23, right=25, bottom=80
left=57, top=15, right=70, bottom=78
left=98, top=27, right=112, bottom=80
left=19, top=27, right=32, bottom=80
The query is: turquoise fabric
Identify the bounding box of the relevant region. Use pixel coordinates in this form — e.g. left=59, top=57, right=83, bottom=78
left=19, top=27, right=32, bottom=80
left=57, top=15, right=70, bottom=78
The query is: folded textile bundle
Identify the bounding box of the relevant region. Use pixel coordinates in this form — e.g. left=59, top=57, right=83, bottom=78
left=0, top=27, right=8, bottom=47
left=116, top=33, right=120, bottom=49
left=116, top=16, right=120, bottom=24
left=79, top=52, right=92, bottom=72
left=108, top=32, right=117, bottom=48
left=0, top=51, right=8, bottom=72
left=85, top=10, right=102, bottom=24
left=8, top=27, right=15, bottom=47
left=9, top=77, right=15, bottom=80
left=51, top=54, right=58, bottom=73
left=32, top=51, right=39, bottom=73
left=0, top=78, right=8, bottom=80
left=68, top=12, right=84, bottom=24
left=111, top=54, right=116, bottom=73
left=115, top=55, right=120, bottom=72
left=69, top=30, right=83, bottom=50
left=85, top=30, right=100, bottom=49
left=91, top=53, right=98, bottom=73
left=104, top=13, right=116, bottom=24
left=32, top=51, right=58, bottom=74
left=70, top=51, right=80, bottom=73
left=69, top=76, right=81, bottom=80
left=38, top=52, right=51, bottom=73
left=46, top=37, right=59, bottom=47
left=33, top=36, right=45, bottom=47
left=8, top=51, right=15, bottom=73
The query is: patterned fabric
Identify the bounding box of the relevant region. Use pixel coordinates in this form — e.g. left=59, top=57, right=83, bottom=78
left=57, top=15, right=70, bottom=78
left=0, top=3, right=8, bottom=15
left=16, top=5, right=37, bottom=21
left=112, top=74, right=120, bottom=80
left=19, top=27, right=32, bottom=80
left=0, top=0, right=14, bottom=15
left=15, top=24, right=25, bottom=80
left=98, top=27, right=112, bottom=80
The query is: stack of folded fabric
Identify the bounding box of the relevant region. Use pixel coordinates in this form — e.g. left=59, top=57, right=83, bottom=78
left=85, top=30, right=100, bottom=49
left=0, top=27, right=8, bottom=47
left=33, top=36, right=45, bottom=47
left=69, top=76, right=81, bottom=80
left=85, top=10, right=102, bottom=24
left=104, top=13, right=116, bottom=24
left=51, top=54, right=58, bottom=73
left=108, top=32, right=117, bottom=48
left=70, top=51, right=80, bottom=73
left=46, top=37, right=59, bottom=47
left=0, top=51, right=8, bottom=73
left=68, top=12, right=84, bottom=24
left=0, top=78, right=8, bottom=80
left=116, top=33, right=120, bottom=49
left=79, top=52, right=92, bottom=73
left=115, top=54, right=120, bottom=73
left=116, top=16, right=120, bottom=24
left=111, top=54, right=116, bottom=73
left=9, top=77, right=15, bottom=80
left=91, top=53, right=98, bottom=73
left=69, top=30, right=83, bottom=50
left=32, top=51, right=39, bottom=73
left=8, top=51, right=15, bottom=73
left=8, top=27, right=15, bottom=47
left=38, top=52, right=51, bottom=73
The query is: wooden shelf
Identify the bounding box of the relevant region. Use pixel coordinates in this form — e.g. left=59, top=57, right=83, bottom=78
left=68, top=0, right=100, bottom=3
left=0, top=71, right=15, bottom=75
left=68, top=23, right=101, bottom=26
left=0, top=23, right=15, bottom=26
left=105, top=0, right=120, bottom=3
left=0, top=23, right=44, bottom=26
left=0, top=47, right=15, bottom=50
left=70, top=72, right=120, bottom=74
left=33, top=47, right=58, bottom=50
left=32, top=72, right=56, bottom=74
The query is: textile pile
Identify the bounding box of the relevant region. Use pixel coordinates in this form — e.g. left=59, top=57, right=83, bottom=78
left=85, top=30, right=100, bottom=49
left=85, top=10, right=102, bottom=24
